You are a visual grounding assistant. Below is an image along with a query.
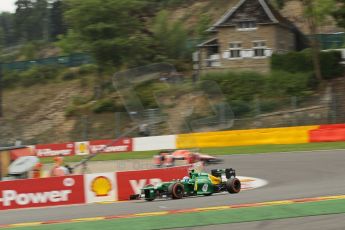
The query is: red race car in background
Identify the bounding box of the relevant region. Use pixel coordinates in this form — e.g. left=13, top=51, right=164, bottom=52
left=153, top=149, right=222, bottom=167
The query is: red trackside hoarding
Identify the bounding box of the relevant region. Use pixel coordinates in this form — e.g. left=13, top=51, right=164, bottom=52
left=89, top=138, right=133, bottom=153
left=116, top=165, right=190, bottom=201
left=0, top=175, right=85, bottom=210
left=35, top=142, right=75, bottom=157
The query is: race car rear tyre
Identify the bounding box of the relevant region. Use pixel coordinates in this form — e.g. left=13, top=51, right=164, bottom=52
left=226, top=178, right=241, bottom=194
left=168, top=183, right=184, bottom=199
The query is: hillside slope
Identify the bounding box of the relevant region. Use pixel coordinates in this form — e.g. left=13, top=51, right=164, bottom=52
left=168, top=0, right=342, bottom=35
left=0, top=0, right=343, bottom=146
left=1, top=80, right=88, bottom=144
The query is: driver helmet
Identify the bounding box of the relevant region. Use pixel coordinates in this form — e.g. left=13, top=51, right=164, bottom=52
left=182, top=176, right=190, bottom=182
left=188, top=169, right=195, bottom=178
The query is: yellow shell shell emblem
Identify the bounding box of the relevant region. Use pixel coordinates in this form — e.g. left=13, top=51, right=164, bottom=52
left=91, top=176, right=112, bottom=197
left=79, top=143, right=86, bottom=154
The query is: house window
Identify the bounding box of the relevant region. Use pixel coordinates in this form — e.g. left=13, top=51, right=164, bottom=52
left=229, top=42, right=242, bottom=58
left=237, top=21, right=256, bottom=30
left=253, top=41, right=266, bottom=57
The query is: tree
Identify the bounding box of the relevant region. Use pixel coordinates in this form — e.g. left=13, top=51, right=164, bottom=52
left=15, top=0, right=34, bottom=41
left=50, top=0, right=66, bottom=40
left=152, top=10, right=189, bottom=60
left=63, top=0, right=152, bottom=67
left=301, top=0, right=336, bottom=82
left=15, top=0, right=49, bottom=41
left=55, top=29, right=84, bottom=54
left=333, top=0, right=345, bottom=28
left=33, top=0, right=49, bottom=40
left=0, top=12, right=17, bottom=46
left=269, top=0, right=285, bottom=9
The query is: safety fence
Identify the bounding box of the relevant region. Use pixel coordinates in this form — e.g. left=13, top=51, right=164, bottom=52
left=0, top=92, right=344, bottom=146
left=1, top=53, right=94, bottom=71
left=0, top=165, right=190, bottom=210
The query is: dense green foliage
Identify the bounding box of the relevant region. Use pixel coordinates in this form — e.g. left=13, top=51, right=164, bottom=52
left=271, top=50, right=344, bottom=79
left=201, top=70, right=315, bottom=116
left=3, top=65, right=62, bottom=87
left=61, top=0, right=192, bottom=69
left=152, top=10, right=189, bottom=61
left=63, top=0, right=151, bottom=67
left=333, top=0, right=345, bottom=28
left=269, top=0, right=285, bottom=9
left=91, top=98, right=118, bottom=113
left=0, top=0, right=65, bottom=46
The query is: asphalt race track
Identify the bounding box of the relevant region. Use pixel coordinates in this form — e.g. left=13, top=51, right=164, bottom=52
left=1, top=149, right=345, bottom=226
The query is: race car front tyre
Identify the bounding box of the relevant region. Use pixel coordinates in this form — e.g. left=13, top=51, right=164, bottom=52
left=226, top=178, right=241, bottom=194
left=168, top=183, right=184, bottom=199
left=143, top=184, right=156, bottom=201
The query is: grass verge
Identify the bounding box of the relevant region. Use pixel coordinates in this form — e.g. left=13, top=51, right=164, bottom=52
left=7, top=198, right=345, bottom=230
left=40, top=142, right=345, bottom=164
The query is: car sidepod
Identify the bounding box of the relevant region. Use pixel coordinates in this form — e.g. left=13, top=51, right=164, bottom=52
left=194, top=177, right=214, bottom=195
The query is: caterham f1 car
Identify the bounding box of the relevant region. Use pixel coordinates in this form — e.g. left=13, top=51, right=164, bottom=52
left=130, top=168, right=241, bottom=201
left=153, top=149, right=222, bottom=167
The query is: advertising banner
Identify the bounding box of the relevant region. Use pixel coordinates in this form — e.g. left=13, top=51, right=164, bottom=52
left=35, top=142, right=75, bottom=157
left=116, top=165, right=190, bottom=201
left=75, top=141, right=90, bottom=156
left=84, top=173, right=117, bottom=203
left=0, top=175, right=85, bottom=210
left=89, top=138, right=132, bottom=153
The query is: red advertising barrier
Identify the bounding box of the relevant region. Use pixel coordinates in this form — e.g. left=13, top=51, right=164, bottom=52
left=33, top=138, right=133, bottom=158
left=0, top=166, right=193, bottom=210
left=309, top=124, right=345, bottom=142
left=10, top=147, right=35, bottom=161
left=318, top=124, right=345, bottom=129
left=89, top=138, right=133, bottom=153
left=35, top=142, right=75, bottom=157
left=116, top=165, right=190, bottom=201
left=0, top=175, right=85, bottom=210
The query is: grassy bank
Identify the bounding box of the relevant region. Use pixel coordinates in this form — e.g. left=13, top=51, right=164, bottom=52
left=40, top=142, right=345, bottom=164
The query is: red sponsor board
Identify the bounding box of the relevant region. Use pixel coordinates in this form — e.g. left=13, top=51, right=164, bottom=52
left=309, top=128, right=345, bottom=142
left=0, top=175, right=85, bottom=210
left=35, top=142, right=75, bottom=157
left=116, top=166, right=190, bottom=200
left=10, top=147, right=35, bottom=161
left=89, top=138, right=132, bottom=153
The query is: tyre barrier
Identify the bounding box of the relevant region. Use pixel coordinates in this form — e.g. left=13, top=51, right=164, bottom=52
left=176, top=126, right=318, bottom=148
left=309, top=124, right=345, bottom=142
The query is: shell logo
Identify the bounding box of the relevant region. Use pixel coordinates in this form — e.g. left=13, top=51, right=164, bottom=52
left=91, top=176, right=112, bottom=197
left=79, top=143, right=86, bottom=153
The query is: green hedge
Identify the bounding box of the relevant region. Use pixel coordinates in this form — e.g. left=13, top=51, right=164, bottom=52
left=202, top=71, right=265, bottom=101
left=201, top=70, right=315, bottom=117
left=3, top=65, right=62, bottom=88
left=271, top=49, right=344, bottom=79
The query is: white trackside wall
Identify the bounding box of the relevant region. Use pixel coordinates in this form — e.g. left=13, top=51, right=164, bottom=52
left=132, top=135, right=177, bottom=151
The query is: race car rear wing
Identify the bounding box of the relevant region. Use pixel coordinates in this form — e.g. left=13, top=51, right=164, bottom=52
left=211, top=168, right=236, bottom=179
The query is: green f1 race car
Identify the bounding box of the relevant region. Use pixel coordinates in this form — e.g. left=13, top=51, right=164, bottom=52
left=130, top=168, right=241, bottom=201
